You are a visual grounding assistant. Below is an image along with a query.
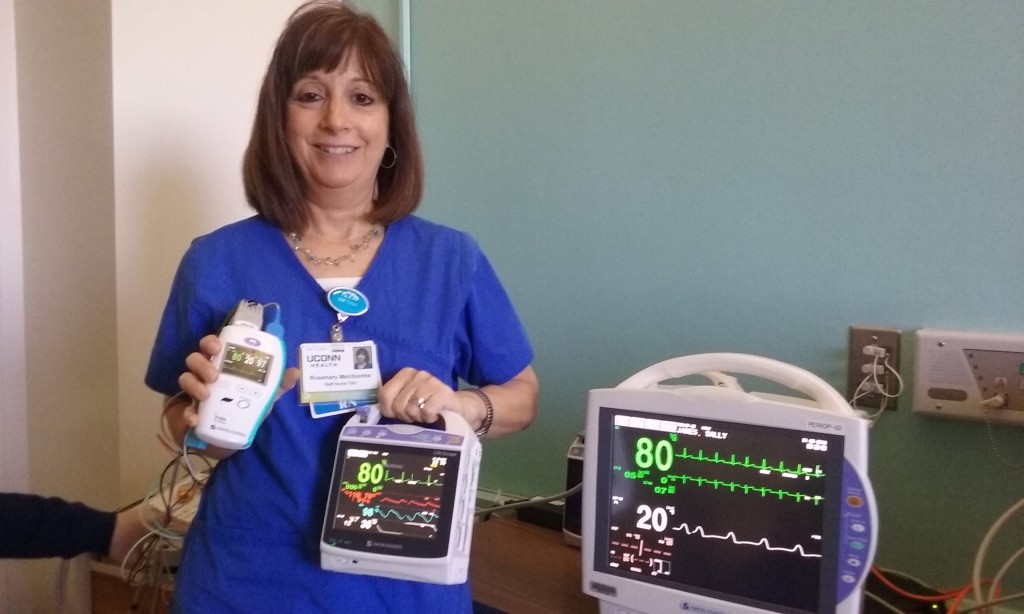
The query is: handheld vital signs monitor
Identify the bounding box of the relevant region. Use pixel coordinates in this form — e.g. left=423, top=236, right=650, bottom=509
left=320, top=407, right=481, bottom=585
left=582, top=353, right=877, bottom=614
left=195, top=300, right=286, bottom=450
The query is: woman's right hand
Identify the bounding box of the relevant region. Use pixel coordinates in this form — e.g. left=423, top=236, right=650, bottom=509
left=177, top=334, right=226, bottom=410
left=168, top=334, right=299, bottom=459
left=163, top=334, right=232, bottom=459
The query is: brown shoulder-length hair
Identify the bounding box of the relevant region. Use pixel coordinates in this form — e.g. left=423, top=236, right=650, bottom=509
left=243, top=0, right=423, bottom=232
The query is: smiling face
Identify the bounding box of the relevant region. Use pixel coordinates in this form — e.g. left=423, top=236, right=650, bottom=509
left=286, top=56, right=390, bottom=208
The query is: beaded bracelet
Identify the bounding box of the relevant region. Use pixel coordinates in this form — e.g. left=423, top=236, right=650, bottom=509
left=467, top=388, right=494, bottom=437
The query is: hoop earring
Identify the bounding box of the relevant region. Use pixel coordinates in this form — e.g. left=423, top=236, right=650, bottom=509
left=380, top=145, right=397, bottom=169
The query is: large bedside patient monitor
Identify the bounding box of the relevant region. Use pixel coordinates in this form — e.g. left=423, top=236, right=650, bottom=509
left=582, top=353, right=877, bottom=614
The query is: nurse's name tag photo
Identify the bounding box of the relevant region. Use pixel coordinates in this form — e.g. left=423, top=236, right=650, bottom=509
left=299, top=342, right=380, bottom=417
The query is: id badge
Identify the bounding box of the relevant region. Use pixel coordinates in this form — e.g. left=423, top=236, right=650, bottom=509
left=299, top=341, right=380, bottom=418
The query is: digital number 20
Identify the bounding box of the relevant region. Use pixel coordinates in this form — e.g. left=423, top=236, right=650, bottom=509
left=636, top=504, right=669, bottom=532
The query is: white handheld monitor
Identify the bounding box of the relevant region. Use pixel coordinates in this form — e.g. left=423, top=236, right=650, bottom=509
left=320, top=408, right=481, bottom=585
left=195, top=322, right=285, bottom=450
left=582, top=353, right=877, bottom=614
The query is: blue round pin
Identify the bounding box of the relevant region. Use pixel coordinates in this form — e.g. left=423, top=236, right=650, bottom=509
left=327, top=287, right=369, bottom=317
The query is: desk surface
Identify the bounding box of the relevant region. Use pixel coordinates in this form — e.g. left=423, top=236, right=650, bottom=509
left=470, top=516, right=599, bottom=614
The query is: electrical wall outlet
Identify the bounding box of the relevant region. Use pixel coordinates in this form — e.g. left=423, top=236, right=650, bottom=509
left=846, top=326, right=902, bottom=410
left=912, top=328, right=1024, bottom=426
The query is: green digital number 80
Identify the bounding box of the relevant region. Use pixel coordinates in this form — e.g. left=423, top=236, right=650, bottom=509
left=635, top=437, right=673, bottom=471
left=357, top=462, right=385, bottom=485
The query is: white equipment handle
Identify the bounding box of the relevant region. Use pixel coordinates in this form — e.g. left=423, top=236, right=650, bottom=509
left=616, top=352, right=854, bottom=416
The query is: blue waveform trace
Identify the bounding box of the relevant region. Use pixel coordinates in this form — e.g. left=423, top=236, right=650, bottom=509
left=361, top=505, right=440, bottom=524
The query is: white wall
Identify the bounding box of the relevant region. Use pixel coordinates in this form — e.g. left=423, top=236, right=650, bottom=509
left=113, top=0, right=299, bottom=498
left=16, top=0, right=118, bottom=500
left=0, top=0, right=31, bottom=608
left=0, top=0, right=28, bottom=496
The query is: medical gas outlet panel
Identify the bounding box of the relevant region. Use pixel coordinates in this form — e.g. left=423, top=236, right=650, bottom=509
left=912, top=329, right=1024, bottom=427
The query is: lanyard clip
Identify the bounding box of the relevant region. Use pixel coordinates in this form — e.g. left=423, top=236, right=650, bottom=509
left=330, top=314, right=348, bottom=342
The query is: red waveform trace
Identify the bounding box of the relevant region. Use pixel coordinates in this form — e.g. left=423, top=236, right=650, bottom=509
left=379, top=496, right=441, bottom=509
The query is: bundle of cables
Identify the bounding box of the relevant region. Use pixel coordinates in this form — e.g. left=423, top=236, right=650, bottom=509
left=105, top=392, right=215, bottom=612
left=114, top=455, right=209, bottom=612
left=866, top=495, right=1024, bottom=614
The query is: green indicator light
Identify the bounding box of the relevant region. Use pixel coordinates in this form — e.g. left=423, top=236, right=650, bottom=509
left=1019, top=363, right=1024, bottom=376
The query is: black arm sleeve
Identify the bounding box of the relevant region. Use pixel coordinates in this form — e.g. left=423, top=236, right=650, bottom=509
left=0, top=493, right=116, bottom=559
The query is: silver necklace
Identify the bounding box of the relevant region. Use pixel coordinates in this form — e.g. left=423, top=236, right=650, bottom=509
left=287, top=225, right=381, bottom=267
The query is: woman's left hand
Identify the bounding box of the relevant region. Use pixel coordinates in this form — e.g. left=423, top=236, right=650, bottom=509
left=378, top=367, right=458, bottom=425
left=379, top=365, right=539, bottom=437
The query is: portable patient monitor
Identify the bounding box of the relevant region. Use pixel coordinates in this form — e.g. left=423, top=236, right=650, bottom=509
left=320, top=408, right=481, bottom=584
left=582, top=353, right=877, bottom=614
left=195, top=300, right=286, bottom=450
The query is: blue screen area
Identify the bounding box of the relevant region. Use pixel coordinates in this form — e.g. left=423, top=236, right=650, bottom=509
left=592, top=406, right=846, bottom=614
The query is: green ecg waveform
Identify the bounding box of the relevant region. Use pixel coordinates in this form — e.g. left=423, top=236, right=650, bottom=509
left=344, top=470, right=443, bottom=491
left=656, top=473, right=824, bottom=505
left=386, top=470, right=443, bottom=486
left=678, top=447, right=824, bottom=479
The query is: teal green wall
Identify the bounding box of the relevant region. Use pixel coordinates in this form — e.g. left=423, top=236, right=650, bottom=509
left=409, top=2, right=1024, bottom=588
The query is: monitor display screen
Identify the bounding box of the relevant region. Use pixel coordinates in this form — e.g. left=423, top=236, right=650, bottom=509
left=220, top=342, right=274, bottom=385
left=591, top=405, right=846, bottom=614
left=322, top=441, right=461, bottom=559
